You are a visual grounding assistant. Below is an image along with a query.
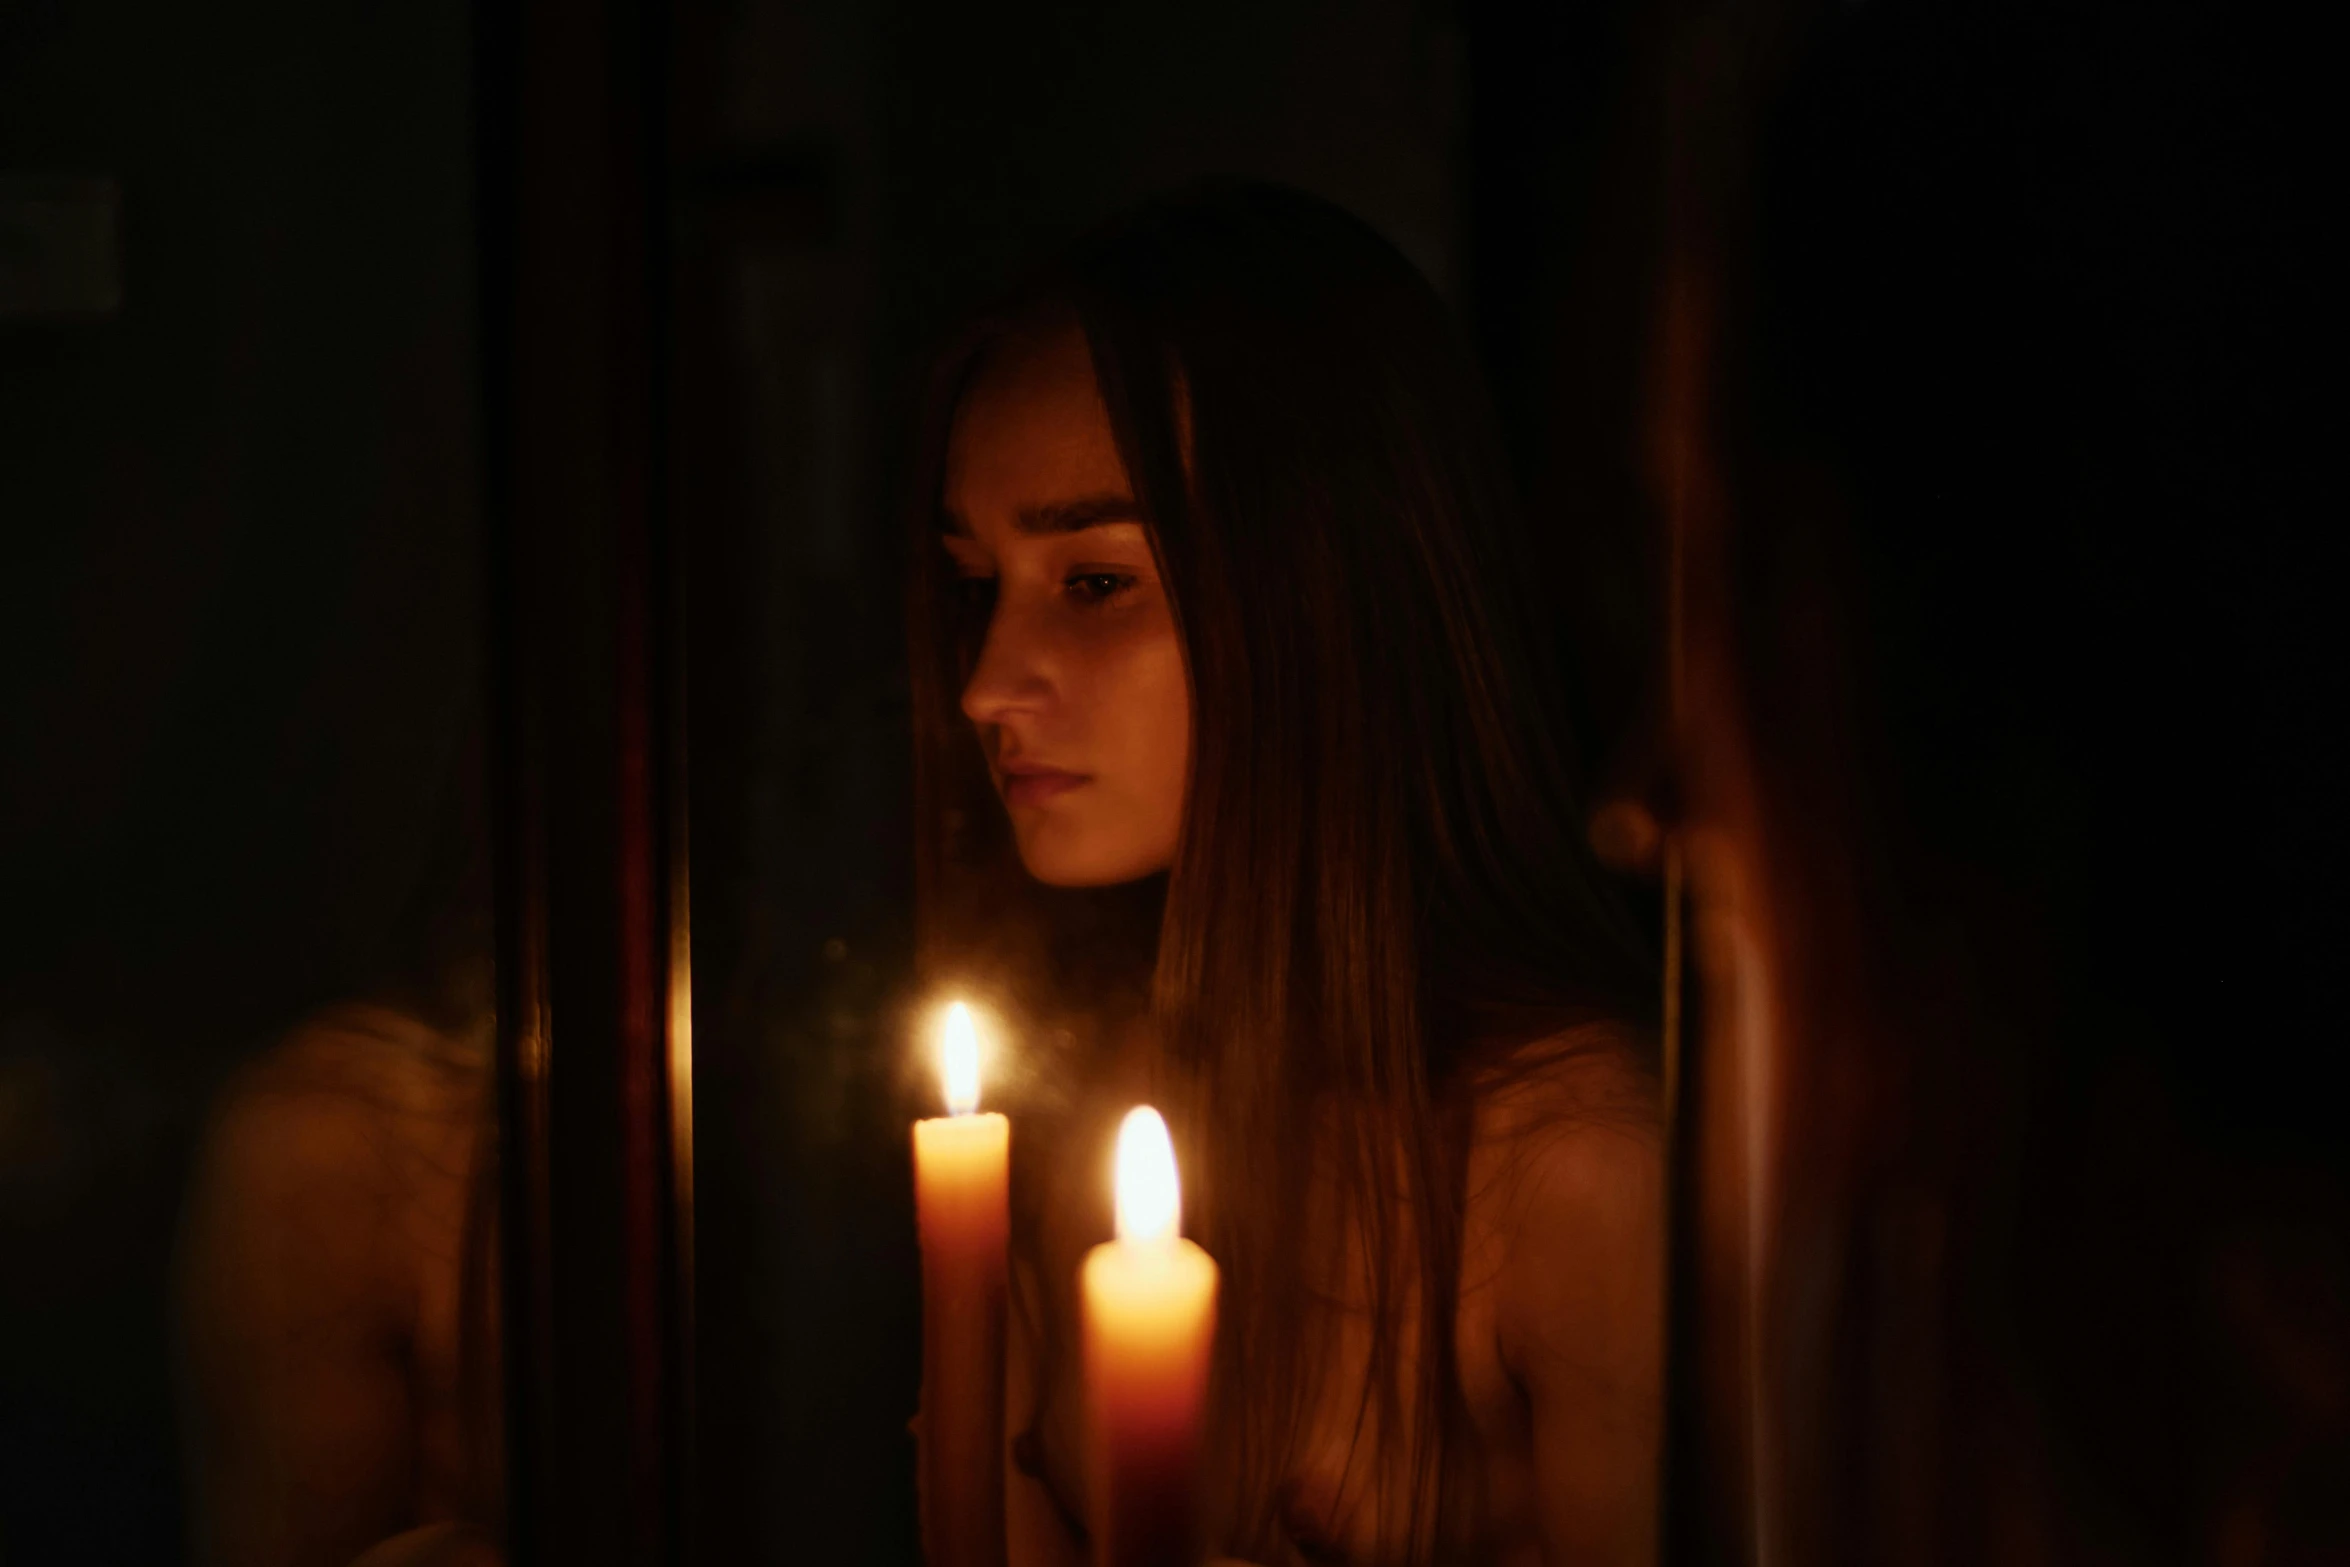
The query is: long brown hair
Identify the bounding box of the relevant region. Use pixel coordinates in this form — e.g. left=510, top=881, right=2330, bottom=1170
left=907, top=182, right=1655, bottom=1560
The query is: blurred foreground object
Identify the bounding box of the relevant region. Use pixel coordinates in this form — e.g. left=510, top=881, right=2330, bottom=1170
left=1652, top=1, right=2346, bottom=1562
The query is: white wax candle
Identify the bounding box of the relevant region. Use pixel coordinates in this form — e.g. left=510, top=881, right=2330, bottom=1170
left=914, top=1001, right=1009, bottom=1567
left=1081, top=1106, right=1219, bottom=1567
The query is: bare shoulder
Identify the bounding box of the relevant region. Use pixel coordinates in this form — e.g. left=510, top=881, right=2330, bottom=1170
left=1471, top=1021, right=1663, bottom=1205
left=1456, top=1025, right=1664, bottom=1561
left=181, top=1003, right=489, bottom=1332
left=1466, top=1022, right=1665, bottom=1378
left=226, top=1001, right=490, bottom=1124
left=178, top=1009, right=495, bottom=1567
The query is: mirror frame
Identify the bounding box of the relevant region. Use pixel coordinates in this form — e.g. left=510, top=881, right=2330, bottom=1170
left=477, top=0, right=696, bottom=1560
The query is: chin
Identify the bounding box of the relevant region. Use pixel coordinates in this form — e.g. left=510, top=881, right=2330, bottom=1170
left=1011, top=822, right=1168, bottom=888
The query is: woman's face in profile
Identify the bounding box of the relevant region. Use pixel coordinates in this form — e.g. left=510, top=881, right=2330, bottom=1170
left=942, top=325, right=1191, bottom=887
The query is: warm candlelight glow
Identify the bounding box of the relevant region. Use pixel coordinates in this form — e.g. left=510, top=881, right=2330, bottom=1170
left=1086, top=1103, right=1216, bottom=1563
left=940, top=1001, right=982, bottom=1116
left=1113, top=1105, right=1180, bottom=1244
left=914, top=999, right=1011, bottom=1566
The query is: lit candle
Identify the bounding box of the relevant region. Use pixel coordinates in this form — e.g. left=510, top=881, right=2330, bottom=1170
left=1082, top=1106, right=1219, bottom=1567
left=914, top=1001, right=1010, bottom=1567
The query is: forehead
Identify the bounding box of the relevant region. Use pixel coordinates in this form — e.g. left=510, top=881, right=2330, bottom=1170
left=942, top=325, right=1133, bottom=535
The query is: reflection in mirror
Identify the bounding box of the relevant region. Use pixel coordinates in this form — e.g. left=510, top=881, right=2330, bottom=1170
left=177, top=1000, right=501, bottom=1567
left=1654, top=0, right=2346, bottom=1560
left=0, top=8, right=502, bottom=1567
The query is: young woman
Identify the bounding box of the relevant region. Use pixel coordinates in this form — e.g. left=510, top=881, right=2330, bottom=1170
left=175, top=180, right=1659, bottom=1567
left=910, top=183, right=1665, bottom=1566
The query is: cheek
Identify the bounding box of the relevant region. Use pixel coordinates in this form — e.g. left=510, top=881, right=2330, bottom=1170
left=1080, top=620, right=1191, bottom=803
left=1128, top=646, right=1193, bottom=807
left=1008, top=612, right=1189, bottom=886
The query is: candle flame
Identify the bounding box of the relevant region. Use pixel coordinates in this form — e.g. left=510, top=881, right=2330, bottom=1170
left=1114, top=1105, right=1180, bottom=1244
left=940, top=1002, right=981, bottom=1116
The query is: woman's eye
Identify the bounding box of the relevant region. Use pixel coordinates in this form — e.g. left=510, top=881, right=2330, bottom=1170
left=1064, top=571, right=1137, bottom=605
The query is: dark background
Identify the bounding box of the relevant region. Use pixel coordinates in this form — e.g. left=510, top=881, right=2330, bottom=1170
left=2, top=5, right=485, bottom=1560
left=6, top=0, right=2336, bottom=1563
left=1, top=1, right=1642, bottom=1560
left=1716, top=5, right=2347, bottom=1556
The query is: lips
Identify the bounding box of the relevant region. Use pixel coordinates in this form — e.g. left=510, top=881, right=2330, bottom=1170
left=997, top=759, right=1089, bottom=807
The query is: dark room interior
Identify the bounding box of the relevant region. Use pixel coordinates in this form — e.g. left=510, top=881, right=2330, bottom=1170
left=3, top=1, right=2339, bottom=1564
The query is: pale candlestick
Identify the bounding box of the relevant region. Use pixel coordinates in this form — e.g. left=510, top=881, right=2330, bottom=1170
left=914, top=1001, right=1010, bottom=1567
left=1082, top=1106, right=1219, bottom=1567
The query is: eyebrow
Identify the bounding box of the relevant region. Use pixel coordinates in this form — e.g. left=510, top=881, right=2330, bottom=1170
left=939, top=492, right=1146, bottom=538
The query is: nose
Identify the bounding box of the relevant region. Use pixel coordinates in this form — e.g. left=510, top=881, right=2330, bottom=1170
left=959, top=598, right=1054, bottom=731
